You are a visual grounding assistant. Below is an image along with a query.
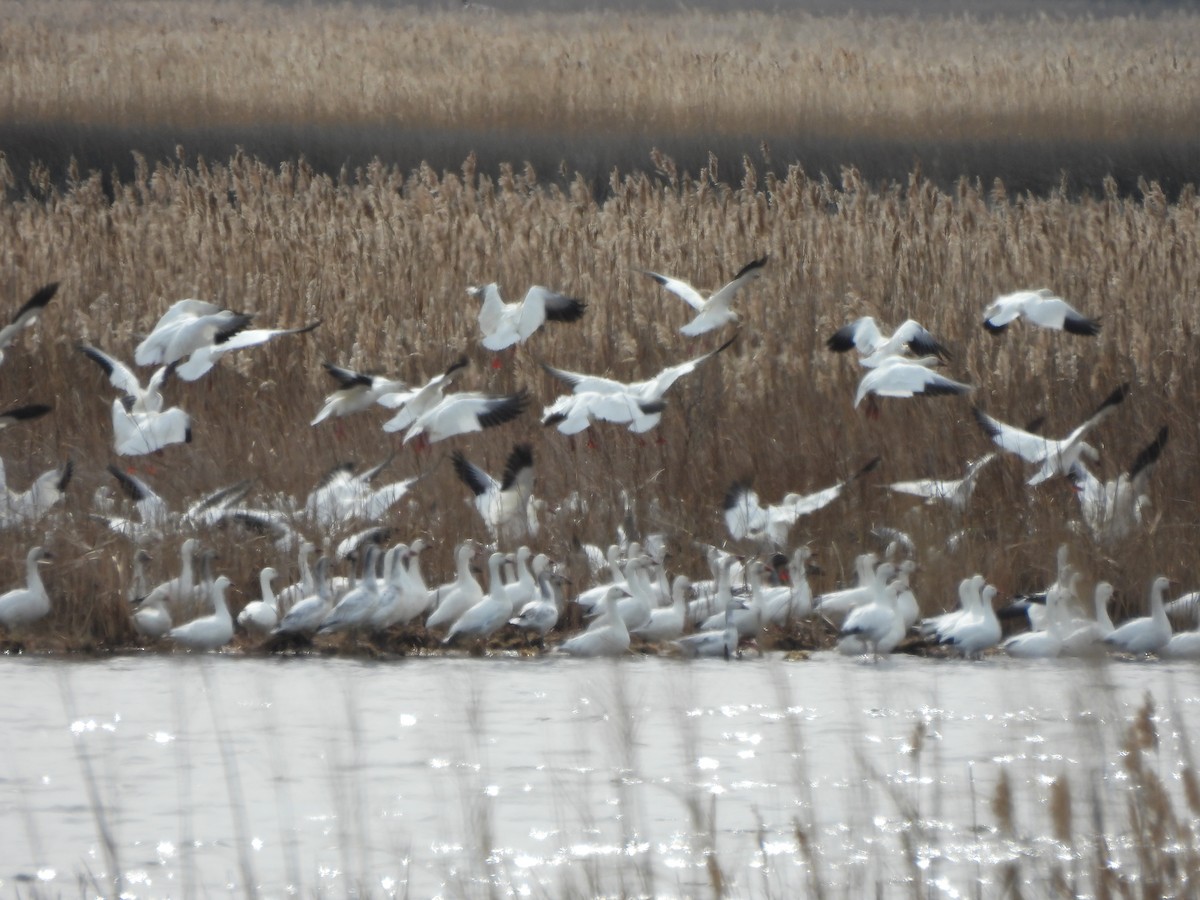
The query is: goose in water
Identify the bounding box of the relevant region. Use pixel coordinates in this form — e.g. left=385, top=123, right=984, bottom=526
left=237, top=567, right=280, bottom=635
left=642, top=255, right=767, bottom=336
left=838, top=580, right=904, bottom=659
left=1104, top=575, right=1172, bottom=655
left=540, top=336, right=736, bottom=436
left=972, top=383, right=1129, bottom=486
left=167, top=575, right=234, bottom=651
left=0, top=546, right=52, bottom=630
left=1068, top=425, right=1168, bottom=545
left=982, top=288, right=1100, bottom=336
left=827, top=316, right=949, bottom=368
left=0, top=283, right=57, bottom=366
left=471, top=283, right=587, bottom=352
left=559, top=587, right=630, bottom=657
left=673, top=607, right=739, bottom=659
left=444, top=551, right=513, bottom=645
left=452, top=443, right=539, bottom=545
left=1059, top=582, right=1116, bottom=656
left=724, top=458, right=879, bottom=547
left=311, top=361, right=408, bottom=426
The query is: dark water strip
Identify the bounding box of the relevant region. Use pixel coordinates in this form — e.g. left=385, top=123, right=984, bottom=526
left=4, top=120, right=1198, bottom=200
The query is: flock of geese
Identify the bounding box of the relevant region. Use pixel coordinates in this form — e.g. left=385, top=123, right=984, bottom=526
left=0, top=263, right=1186, bottom=661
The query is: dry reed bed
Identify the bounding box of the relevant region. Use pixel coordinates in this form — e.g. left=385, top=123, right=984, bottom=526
left=0, top=150, right=1197, bottom=649
left=2, top=2, right=1200, bottom=143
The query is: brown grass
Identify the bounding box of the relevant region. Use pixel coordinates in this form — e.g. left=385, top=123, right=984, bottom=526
left=0, top=4, right=1198, bottom=650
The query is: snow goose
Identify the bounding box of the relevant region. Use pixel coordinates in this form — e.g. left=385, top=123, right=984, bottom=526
left=142, top=538, right=200, bottom=611
left=174, top=319, right=321, bottom=381
left=1104, top=575, right=1172, bottom=655
left=452, top=443, right=538, bottom=545
left=886, top=452, right=998, bottom=513
left=510, top=565, right=568, bottom=642
left=134, top=299, right=251, bottom=367
left=854, top=356, right=971, bottom=415
left=942, top=582, right=1000, bottom=658
left=444, top=551, right=513, bottom=645
left=642, top=255, right=767, bottom=336
left=0, top=458, right=72, bottom=527
left=631, top=575, right=691, bottom=643
left=982, top=288, right=1100, bottom=336
left=78, top=344, right=176, bottom=414
left=702, top=559, right=771, bottom=639
left=427, top=541, right=485, bottom=631
left=273, top=557, right=333, bottom=637
left=0, top=283, right=57, bottom=365
left=311, top=362, right=407, bottom=425
left=471, top=283, right=586, bottom=352
left=1069, top=425, right=1168, bottom=544
left=763, top=547, right=814, bottom=626
left=401, top=389, right=529, bottom=445
left=673, top=606, right=739, bottom=659
left=1000, top=586, right=1066, bottom=658
left=380, top=356, right=469, bottom=434
left=838, top=579, right=904, bottom=659
left=827, top=316, right=949, bottom=368
left=973, top=383, right=1129, bottom=486
left=304, top=456, right=419, bottom=527
left=920, top=574, right=985, bottom=641
left=1059, top=582, right=1115, bottom=656
left=317, top=546, right=383, bottom=635
left=0, top=546, right=52, bottom=629
left=132, top=583, right=173, bottom=640
left=559, top=587, right=630, bottom=657
left=167, top=575, right=234, bottom=651
left=237, top=567, right=281, bottom=635
left=541, top=391, right=667, bottom=436
left=724, top=458, right=880, bottom=547
left=815, top=553, right=879, bottom=620
left=110, top=396, right=191, bottom=456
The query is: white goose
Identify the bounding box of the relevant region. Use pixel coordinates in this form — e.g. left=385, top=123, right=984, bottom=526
left=426, top=541, right=485, bottom=632
left=559, top=587, right=630, bottom=657
left=642, top=255, right=767, bottom=336
left=237, top=567, right=281, bottom=636
left=311, top=362, right=407, bottom=425
left=167, top=575, right=234, bottom=651
left=1104, top=575, right=1172, bottom=655
left=0, top=283, right=57, bottom=366
left=452, top=443, right=538, bottom=545
left=631, top=575, right=691, bottom=643
left=1069, top=425, right=1168, bottom=544
left=471, top=283, right=587, bottom=352
left=1059, top=582, right=1116, bottom=656
left=763, top=547, right=814, bottom=626
left=673, top=606, right=739, bottom=659
left=827, top=316, right=949, bottom=368
left=540, top=336, right=736, bottom=435
left=854, top=355, right=971, bottom=414
left=982, top=288, right=1100, bottom=336
left=401, top=389, right=529, bottom=445
left=0, top=546, right=52, bottom=629
left=174, top=319, right=321, bottom=381
left=724, top=459, right=879, bottom=547
left=444, top=551, right=513, bottom=645
left=135, top=299, right=250, bottom=367
left=942, top=582, right=1000, bottom=658
left=972, top=383, right=1129, bottom=486
left=272, top=557, right=333, bottom=637
left=886, top=452, right=998, bottom=513
left=380, top=356, right=469, bottom=434
left=317, top=546, right=383, bottom=635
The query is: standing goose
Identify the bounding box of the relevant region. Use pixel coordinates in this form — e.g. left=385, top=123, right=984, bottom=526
left=444, top=551, right=513, bottom=645
left=559, top=587, right=630, bottom=657
left=167, top=575, right=234, bottom=651
left=237, top=567, right=281, bottom=636
left=273, top=558, right=334, bottom=637
left=1104, top=576, right=1173, bottom=655
left=0, top=546, right=52, bottom=630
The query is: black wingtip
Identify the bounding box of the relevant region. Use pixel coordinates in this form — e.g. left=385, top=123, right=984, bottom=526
left=826, top=324, right=857, bottom=353
left=1129, top=425, right=1169, bottom=479
left=1097, top=382, right=1131, bottom=412
left=982, top=320, right=1008, bottom=334
left=856, top=456, right=883, bottom=478
left=444, top=354, right=470, bottom=378
left=971, top=406, right=1000, bottom=438
left=17, top=282, right=59, bottom=318
left=0, top=403, right=52, bottom=423
left=1063, top=315, right=1101, bottom=336
left=733, top=255, right=769, bottom=280
left=722, top=480, right=751, bottom=512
